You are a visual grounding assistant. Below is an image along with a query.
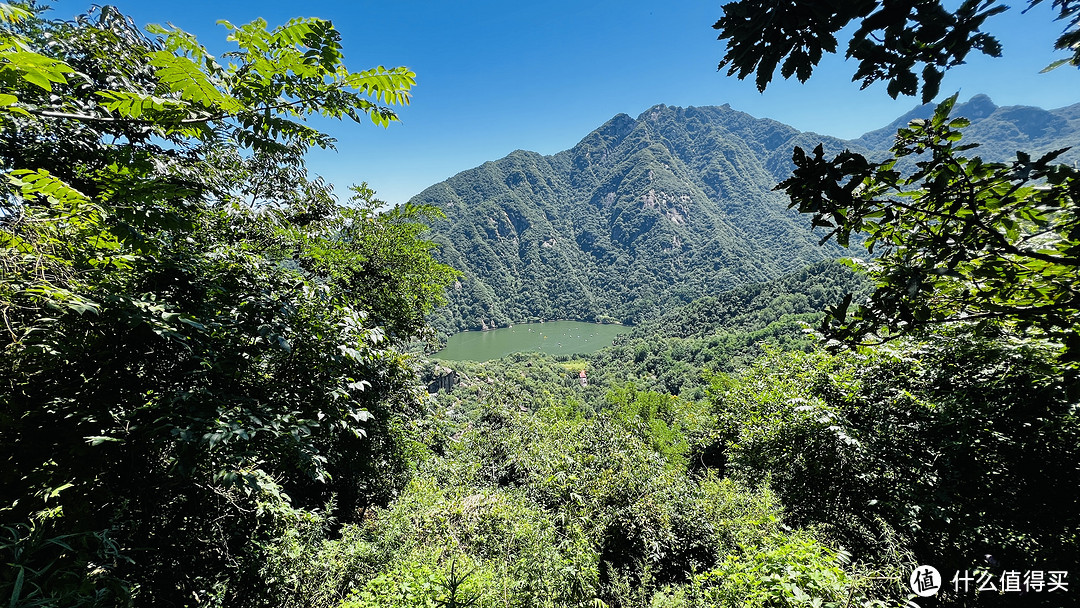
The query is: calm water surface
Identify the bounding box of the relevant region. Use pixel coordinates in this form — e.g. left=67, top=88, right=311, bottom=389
left=434, top=321, right=631, bottom=361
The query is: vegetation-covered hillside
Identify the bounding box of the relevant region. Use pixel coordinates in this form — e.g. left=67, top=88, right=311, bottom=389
left=421, top=96, right=1080, bottom=334
left=418, top=328, right=1078, bottom=608
left=3, top=1, right=1078, bottom=607
left=420, top=105, right=858, bottom=333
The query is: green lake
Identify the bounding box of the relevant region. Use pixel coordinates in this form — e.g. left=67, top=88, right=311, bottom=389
left=434, top=321, right=632, bottom=361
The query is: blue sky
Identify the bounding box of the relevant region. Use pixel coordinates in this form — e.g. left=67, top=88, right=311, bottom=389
left=52, top=1, right=1080, bottom=205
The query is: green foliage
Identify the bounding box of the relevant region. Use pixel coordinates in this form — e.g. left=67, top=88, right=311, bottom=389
left=635, top=261, right=869, bottom=341
left=682, top=535, right=861, bottom=608
left=0, top=3, right=451, bottom=605
left=340, top=557, right=466, bottom=608
left=713, top=1, right=1080, bottom=380
left=0, top=508, right=132, bottom=607
left=6, top=2, right=1075, bottom=606
left=403, top=375, right=879, bottom=608
left=710, top=333, right=1079, bottom=591
left=712, top=0, right=1080, bottom=103
left=248, top=261, right=902, bottom=608
left=578, top=260, right=871, bottom=397
left=780, top=95, right=1080, bottom=365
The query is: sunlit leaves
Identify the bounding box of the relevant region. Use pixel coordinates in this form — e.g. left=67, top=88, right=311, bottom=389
left=95, top=90, right=191, bottom=122
left=148, top=51, right=242, bottom=113
left=209, top=16, right=414, bottom=139
left=713, top=338, right=1080, bottom=580
left=345, top=66, right=416, bottom=106
left=0, top=2, right=31, bottom=24
left=7, top=168, right=90, bottom=209
left=0, top=49, right=74, bottom=91
left=0, top=5, right=445, bottom=602
left=1, top=12, right=414, bottom=154
left=146, top=21, right=214, bottom=65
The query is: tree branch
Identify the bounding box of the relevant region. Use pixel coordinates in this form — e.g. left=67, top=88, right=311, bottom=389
left=25, top=96, right=332, bottom=127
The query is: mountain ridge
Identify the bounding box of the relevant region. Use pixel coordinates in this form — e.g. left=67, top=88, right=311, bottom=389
left=857, top=94, right=1080, bottom=162
left=417, top=96, right=1080, bottom=334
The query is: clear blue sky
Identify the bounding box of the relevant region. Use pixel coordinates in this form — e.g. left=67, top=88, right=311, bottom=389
left=51, top=1, right=1080, bottom=205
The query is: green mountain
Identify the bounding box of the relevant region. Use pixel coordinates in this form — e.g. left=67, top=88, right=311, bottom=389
left=418, top=97, right=1080, bottom=333
left=857, top=94, right=1080, bottom=165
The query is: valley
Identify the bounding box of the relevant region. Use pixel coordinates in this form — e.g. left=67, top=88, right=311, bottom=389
left=4, top=4, right=1077, bottom=602
left=402, top=94, right=1080, bottom=607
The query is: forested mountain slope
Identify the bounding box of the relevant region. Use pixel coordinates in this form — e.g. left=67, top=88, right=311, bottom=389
left=419, top=97, right=1080, bottom=333
left=419, top=104, right=855, bottom=332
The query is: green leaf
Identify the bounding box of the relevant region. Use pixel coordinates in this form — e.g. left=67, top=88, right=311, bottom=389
left=9, top=565, right=24, bottom=608
left=0, top=3, right=32, bottom=24
left=0, top=49, right=74, bottom=91
left=149, top=51, right=242, bottom=113
left=85, top=436, right=123, bottom=445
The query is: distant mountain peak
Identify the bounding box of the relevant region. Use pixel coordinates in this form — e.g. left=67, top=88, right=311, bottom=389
left=856, top=94, right=1078, bottom=158
left=955, top=93, right=997, bottom=119
left=420, top=96, right=1079, bottom=332
left=860, top=94, right=998, bottom=139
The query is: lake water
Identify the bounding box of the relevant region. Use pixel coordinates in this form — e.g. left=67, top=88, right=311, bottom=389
left=434, top=321, right=632, bottom=361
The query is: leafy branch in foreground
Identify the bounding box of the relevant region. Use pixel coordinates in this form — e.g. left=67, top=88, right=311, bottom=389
left=1, top=5, right=414, bottom=154
left=1, top=3, right=451, bottom=604
left=713, top=0, right=1079, bottom=103
left=778, top=95, right=1079, bottom=360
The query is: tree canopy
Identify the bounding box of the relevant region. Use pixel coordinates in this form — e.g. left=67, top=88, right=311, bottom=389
left=713, top=0, right=1080, bottom=103
left=713, top=0, right=1080, bottom=369
left=0, top=4, right=454, bottom=604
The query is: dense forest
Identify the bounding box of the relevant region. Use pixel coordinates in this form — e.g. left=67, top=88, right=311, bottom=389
left=420, top=96, right=1080, bottom=336
left=1, top=2, right=1078, bottom=608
